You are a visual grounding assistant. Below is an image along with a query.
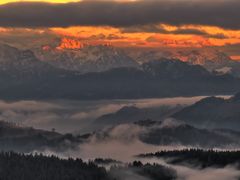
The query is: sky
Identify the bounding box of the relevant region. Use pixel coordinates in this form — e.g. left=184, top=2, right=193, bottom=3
left=0, top=0, right=79, bottom=4
left=0, top=0, right=240, bottom=59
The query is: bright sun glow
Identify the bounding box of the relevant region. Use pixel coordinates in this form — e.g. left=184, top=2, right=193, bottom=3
left=0, top=0, right=80, bottom=5
left=0, top=0, right=137, bottom=5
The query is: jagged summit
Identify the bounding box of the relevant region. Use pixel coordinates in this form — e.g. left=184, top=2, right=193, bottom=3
left=0, top=43, right=64, bottom=76
left=130, top=48, right=232, bottom=65
left=35, top=42, right=139, bottom=73
left=56, top=37, right=85, bottom=50
left=173, top=48, right=232, bottom=65
left=142, top=58, right=210, bottom=79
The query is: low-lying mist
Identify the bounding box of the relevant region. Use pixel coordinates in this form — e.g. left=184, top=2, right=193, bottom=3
left=38, top=140, right=240, bottom=180
left=0, top=96, right=223, bottom=133
left=1, top=95, right=238, bottom=180
left=139, top=158, right=240, bottom=180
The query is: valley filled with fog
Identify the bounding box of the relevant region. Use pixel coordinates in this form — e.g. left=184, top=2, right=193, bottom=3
left=0, top=96, right=228, bottom=133
left=2, top=95, right=239, bottom=180
left=2, top=0, right=240, bottom=179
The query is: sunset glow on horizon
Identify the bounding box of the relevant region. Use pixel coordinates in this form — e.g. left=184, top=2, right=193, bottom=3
left=0, top=0, right=138, bottom=5
left=0, top=0, right=80, bottom=5
left=1, top=0, right=240, bottom=58
left=19, top=24, right=240, bottom=49
left=1, top=24, right=240, bottom=59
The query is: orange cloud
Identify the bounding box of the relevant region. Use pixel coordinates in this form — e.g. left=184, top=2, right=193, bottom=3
left=231, top=56, right=240, bottom=61
left=0, top=0, right=137, bottom=5
left=1, top=24, right=240, bottom=53
left=50, top=25, right=240, bottom=49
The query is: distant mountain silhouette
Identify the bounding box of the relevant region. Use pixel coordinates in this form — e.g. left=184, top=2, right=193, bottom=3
left=173, top=93, right=240, bottom=130
left=94, top=105, right=182, bottom=129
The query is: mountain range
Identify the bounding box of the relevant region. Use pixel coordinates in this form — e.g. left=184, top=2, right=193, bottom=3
left=31, top=39, right=240, bottom=77
left=34, top=44, right=138, bottom=73
left=0, top=43, right=240, bottom=100
left=129, top=48, right=231, bottom=66
left=128, top=48, right=240, bottom=77
left=3, top=39, right=240, bottom=77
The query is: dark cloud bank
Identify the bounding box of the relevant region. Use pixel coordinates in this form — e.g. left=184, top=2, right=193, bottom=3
left=0, top=0, right=239, bottom=29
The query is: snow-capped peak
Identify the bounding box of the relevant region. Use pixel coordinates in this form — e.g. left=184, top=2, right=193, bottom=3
left=35, top=42, right=139, bottom=73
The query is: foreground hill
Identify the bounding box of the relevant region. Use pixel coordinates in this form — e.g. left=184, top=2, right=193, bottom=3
left=0, top=121, right=83, bottom=152
left=139, top=149, right=240, bottom=169
left=0, top=152, right=176, bottom=180
left=0, top=152, right=110, bottom=180
left=2, top=117, right=240, bottom=152
left=172, top=93, right=240, bottom=130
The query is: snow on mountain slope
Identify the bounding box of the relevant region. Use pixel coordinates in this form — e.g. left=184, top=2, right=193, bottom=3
left=127, top=47, right=240, bottom=76
left=129, top=48, right=231, bottom=65
left=35, top=42, right=139, bottom=73
left=172, top=49, right=232, bottom=65
left=0, top=44, right=63, bottom=77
